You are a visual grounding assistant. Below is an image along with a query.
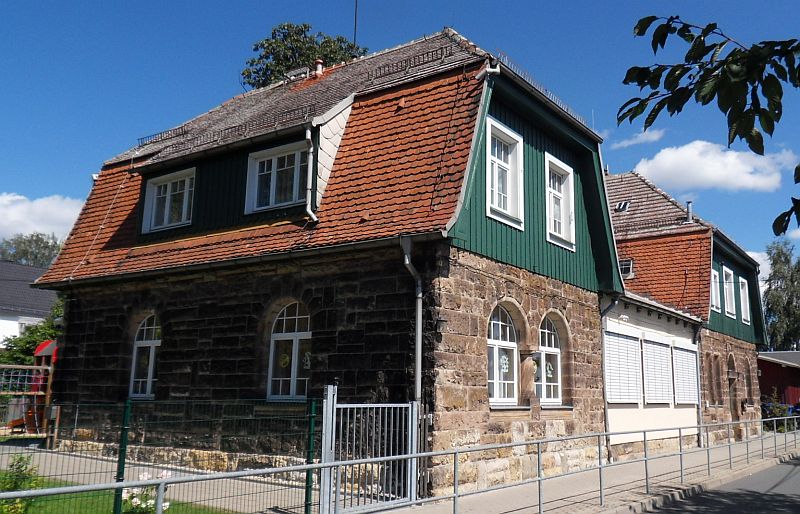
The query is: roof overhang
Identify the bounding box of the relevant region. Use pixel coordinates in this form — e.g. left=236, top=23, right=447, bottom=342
left=758, top=353, right=800, bottom=370
left=618, top=290, right=703, bottom=325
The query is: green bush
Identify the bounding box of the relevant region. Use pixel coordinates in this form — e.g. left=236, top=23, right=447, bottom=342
left=0, top=455, right=41, bottom=514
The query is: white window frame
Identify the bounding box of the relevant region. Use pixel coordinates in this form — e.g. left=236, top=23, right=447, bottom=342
left=739, top=276, right=751, bottom=325
left=141, top=168, right=195, bottom=233
left=267, top=302, right=312, bottom=400
left=642, top=339, right=673, bottom=404
left=245, top=142, right=308, bottom=214
left=544, top=152, right=575, bottom=251
left=710, top=269, right=721, bottom=312
left=722, top=266, right=736, bottom=319
left=619, top=259, right=634, bottom=279
left=604, top=331, right=642, bottom=404
left=485, top=117, right=524, bottom=230
left=672, top=347, right=699, bottom=405
left=536, top=317, right=562, bottom=405
left=129, top=315, right=161, bottom=400
left=487, top=306, right=519, bottom=406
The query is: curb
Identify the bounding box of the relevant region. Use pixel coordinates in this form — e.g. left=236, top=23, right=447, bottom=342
left=607, top=450, right=800, bottom=513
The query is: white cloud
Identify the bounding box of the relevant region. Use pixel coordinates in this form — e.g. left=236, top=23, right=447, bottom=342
left=788, top=228, right=800, bottom=240
left=634, top=140, right=795, bottom=192
left=0, top=193, right=84, bottom=240
left=746, top=250, right=770, bottom=297
left=610, top=129, right=666, bottom=149
left=596, top=128, right=611, bottom=140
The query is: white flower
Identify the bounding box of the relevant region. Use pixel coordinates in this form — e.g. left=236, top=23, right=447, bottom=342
left=122, top=489, right=130, bottom=500
left=139, top=472, right=152, bottom=481
left=159, top=470, right=172, bottom=479
left=147, top=499, right=155, bottom=507
left=131, top=497, right=141, bottom=507
left=162, top=502, right=170, bottom=511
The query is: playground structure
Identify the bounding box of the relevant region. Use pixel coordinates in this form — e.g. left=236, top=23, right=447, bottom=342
left=1, top=340, right=55, bottom=438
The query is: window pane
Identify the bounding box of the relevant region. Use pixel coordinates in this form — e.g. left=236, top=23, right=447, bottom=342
left=549, top=170, right=563, bottom=193
left=498, top=347, right=514, bottom=382
left=257, top=171, right=271, bottom=207
left=299, top=151, right=308, bottom=195
left=545, top=353, right=559, bottom=386
left=487, top=347, right=495, bottom=381
left=153, top=191, right=166, bottom=227
left=168, top=180, right=186, bottom=224
left=275, top=168, right=295, bottom=204
left=271, top=339, right=293, bottom=396
left=496, top=165, right=508, bottom=210
left=297, top=338, right=312, bottom=397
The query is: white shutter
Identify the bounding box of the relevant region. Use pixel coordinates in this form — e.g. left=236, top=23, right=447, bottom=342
left=643, top=340, right=673, bottom=404
left=604, top=332, right=642, bottom=403
left=673, top=348, right=699, bottom=404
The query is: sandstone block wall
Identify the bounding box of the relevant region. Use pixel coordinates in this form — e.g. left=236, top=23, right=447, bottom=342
left=54, top=246, right=423, bottom=406
left=699, top=328, right=761, bottom=441
left=426, top=246, right=605, bottom=493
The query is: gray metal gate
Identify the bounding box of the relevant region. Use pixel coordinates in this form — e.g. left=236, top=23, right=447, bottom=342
left=320, top=385, right=419, bottom=513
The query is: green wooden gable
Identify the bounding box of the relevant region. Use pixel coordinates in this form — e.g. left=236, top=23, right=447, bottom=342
left=449, top=76, right=623, bottom=294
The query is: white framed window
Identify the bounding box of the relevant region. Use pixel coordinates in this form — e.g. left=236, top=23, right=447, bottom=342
left=544, top=153, right=575, bottom=251
left=722, top=266, right=736, bottom=319
left=604, top=331, right=642, bottom=403
left=141, top=168, right=195, bottom=233
left=642, top=340, right=673, bottom=404
left=129, top=315, right=161, bottom=399
left=710, top=269, right=721, bottom=312
left=534, top=317, right=562, bottom=405
left=619, top=259, right=634, bottom=279
left=485, top=117, right=524, bottom=230
left=739, top=277, right=751, bottom=325
left=672, top=347, right=699, bottom=405
left=268, top=302, right=312, bottom=399
left=245, top=142, right=308, bottom=213
left=487, top=306, right=519, bottom=406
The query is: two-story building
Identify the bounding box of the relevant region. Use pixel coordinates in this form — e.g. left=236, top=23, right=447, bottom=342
left=36, top=29, right=625, bottom=490
left=0, top=261, right=57, bottom=344
left=606, top=172, right=764, bottom=441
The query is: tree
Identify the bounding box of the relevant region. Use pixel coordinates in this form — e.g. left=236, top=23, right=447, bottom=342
left=0, top=232, right=61, bottom=268
left=763, top=240, right=800, bottom=350
left=241, top=23, right=367, bottom=89
left=0, top=299, right=62, bottom=366
left=617, top=16, right=800, bottom=235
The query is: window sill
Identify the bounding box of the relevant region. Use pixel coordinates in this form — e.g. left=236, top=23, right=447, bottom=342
left=489, top=405, right=530, bottom=412
left=130, top=395, right=155, bottom=401
left=541, top=404, right=572, bottom=411
left=246, top=200, right=306, bottom=215
left=487, top=208, right=524, bottom=231
left=546, top=233, right=575, bottom=252
left=142, top=220, right=192, bottom=234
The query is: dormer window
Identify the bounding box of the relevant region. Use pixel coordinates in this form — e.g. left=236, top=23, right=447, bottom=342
left=619, top=258, right=634, bottom=278
left=142, top=168, right=195, bottom=233
left=246, top=142, right=308, bottom=213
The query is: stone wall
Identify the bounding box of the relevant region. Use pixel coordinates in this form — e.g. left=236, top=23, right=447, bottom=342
left=699, top=328, right=761, bottom=442
left=54, top=245, right=425, bottom=405
left=426, top=246, right=605, bottom=493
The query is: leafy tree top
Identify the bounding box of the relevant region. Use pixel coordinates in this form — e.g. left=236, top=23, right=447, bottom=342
left=241, top=23, right=367, bottom=89
left=618, top=16, right=800, bottom=235
left=0, top=232, right=61, bottom=268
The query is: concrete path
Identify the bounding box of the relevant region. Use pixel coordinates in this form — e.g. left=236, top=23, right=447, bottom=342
left=398, top=431, right=800, bottom=514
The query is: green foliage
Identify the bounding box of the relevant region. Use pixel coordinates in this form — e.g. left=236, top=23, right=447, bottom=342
left=0, top=233, right=61, bottom=268
left=618, top=16, right=800, bottom=235
left=764, top=240, right=800, bottom=350
left=0, top=299, right=62, bottom=365
left=762, top=387, right=791, bottom=431
left=0, top=455, right=41, bottom=514
left=241, top=23, right=367, bottom=88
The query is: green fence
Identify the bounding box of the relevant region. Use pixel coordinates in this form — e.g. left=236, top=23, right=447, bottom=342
left=0, top=399, right=320, bottom=514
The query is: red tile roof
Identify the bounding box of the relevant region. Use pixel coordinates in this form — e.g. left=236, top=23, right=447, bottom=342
left=38, top=66, right=483, bottom=286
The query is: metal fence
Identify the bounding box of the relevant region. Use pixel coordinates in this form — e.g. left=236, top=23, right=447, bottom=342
left=1, top=415, right=798, bottom=514
left=0, top=399, right=319, bottom=514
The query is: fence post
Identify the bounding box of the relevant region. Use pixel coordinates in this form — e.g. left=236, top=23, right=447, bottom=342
left=537, top=442, right=543, bottom=514
left=678, top=427, right=684, bottom=484
left=727, top=423, right=733, bottom=469
left=305, top=399, right=318, bottom=514
left=706, top=426, right=711, bottom=476
left=761, top=419, right=765, bottom=460
left=643, top=431, right=650, bottom=494
left=113, top=400, right=132, bottom=514
left=745, top=420, right=750, bottom=464
left=155, top=482, right=166, bottom=514
left=597, top=435, right=604, bottom=506
left=452, top=449, right=459, bottom=514
left=784, top=418, right=788, bottom=452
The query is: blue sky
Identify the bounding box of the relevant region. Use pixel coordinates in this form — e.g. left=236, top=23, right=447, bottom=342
left=1, top=1, right=798, bottom=275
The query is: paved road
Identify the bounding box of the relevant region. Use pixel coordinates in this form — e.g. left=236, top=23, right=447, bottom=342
left=652, top=457, right=800, bottom=513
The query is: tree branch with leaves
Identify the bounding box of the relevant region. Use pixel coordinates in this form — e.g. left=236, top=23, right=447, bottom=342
left=618, top=15, right=800, bottom=235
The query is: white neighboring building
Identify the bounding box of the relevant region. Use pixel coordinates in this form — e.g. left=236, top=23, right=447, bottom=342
left=601, top=292, right=702, bottom=446
left=0, top=261, right=57, bottom=344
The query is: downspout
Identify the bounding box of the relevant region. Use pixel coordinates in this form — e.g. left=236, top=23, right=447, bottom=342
left=304, top=128, right=318, bottom=222
left=599, top=294, right=620, bottom=463
left=401, top=237, right=423, bottom=404
left=693, top=322, right=704, bottom=447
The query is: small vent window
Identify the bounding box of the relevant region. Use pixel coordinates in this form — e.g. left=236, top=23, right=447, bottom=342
left=619, top=258, right=634, bottom=278
left=615, top=201, right=630, bottom=212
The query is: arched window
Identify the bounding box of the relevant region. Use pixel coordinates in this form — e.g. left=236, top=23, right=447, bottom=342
left=487, top=306, right=518, bottom=406
left=535, top=316, right=562, bottom=404
left=130, top=315, right=161, bottom=399
left=268, top=302, right=312, bottom=399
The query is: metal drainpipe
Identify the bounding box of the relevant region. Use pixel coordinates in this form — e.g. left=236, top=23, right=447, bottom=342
left=599, top=294, right=620, bottom=462
left=304, top=128, right=318, bottom=222
left=693, top=323, right=704, bottom=446
left=401, top=237, right=423, bottom=404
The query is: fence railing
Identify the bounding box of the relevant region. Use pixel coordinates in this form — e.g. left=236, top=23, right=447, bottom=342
left=1, top=415, right=797, bottom=514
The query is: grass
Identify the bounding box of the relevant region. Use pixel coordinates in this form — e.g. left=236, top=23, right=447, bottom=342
left=5, top=478, right=239, bottom=514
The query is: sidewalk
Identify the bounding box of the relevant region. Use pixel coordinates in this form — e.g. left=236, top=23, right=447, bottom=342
left=398, top=431, right=800, bottom=514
